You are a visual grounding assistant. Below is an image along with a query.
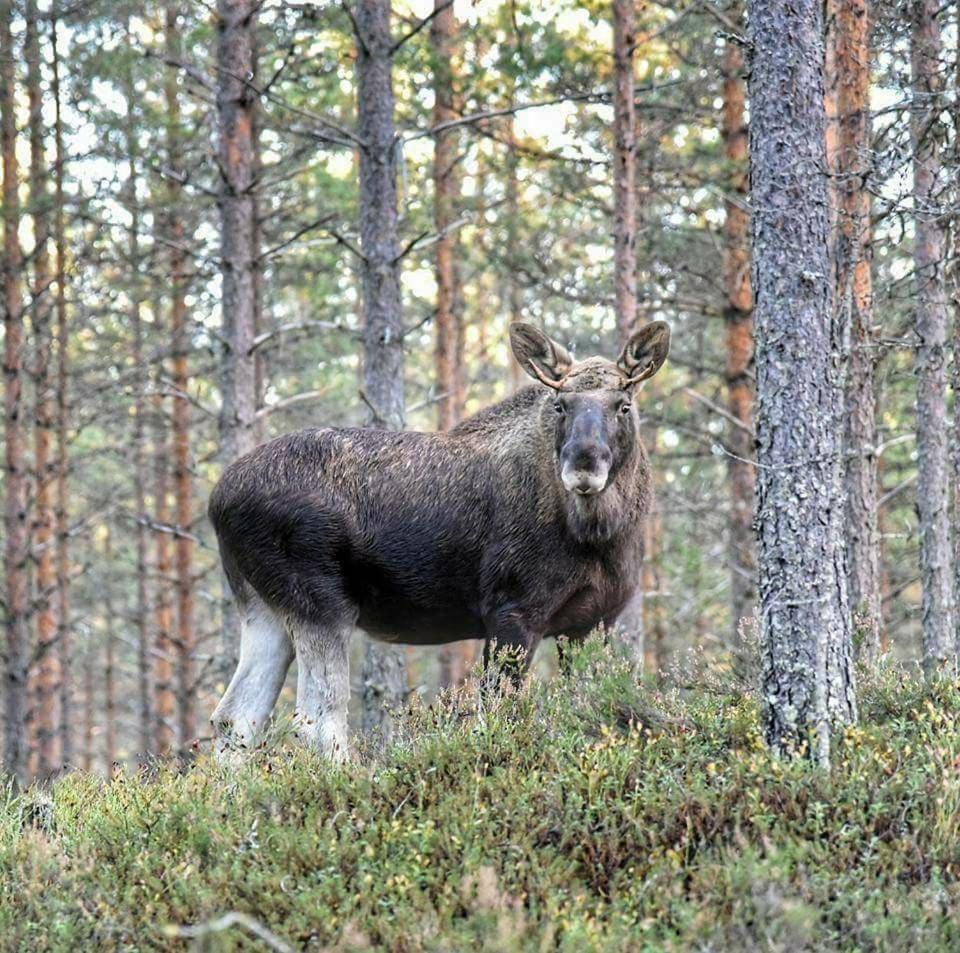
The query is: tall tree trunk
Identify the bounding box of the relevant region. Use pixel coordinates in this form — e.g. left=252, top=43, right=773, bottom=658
left=2, top=0, right=29, bottom=784
left=612, top=0, right=637, bottom=342
left=355, top=0, right=408, bottom=741
left=27, top=0, right=60, bottom=778
left=217, top=0, right=261, bottom=676
left=166, top=4, right=195, bottom=747
left=911, top=0, right=954, bottom=674
left=81, top=640, right=93, bottom=773
left=432, top=0, right=463, bottom=434
left=124, top=20, right=151, bottom=756
left=721, top=25, right=757, bottom=643
left=153, top=381, right=175, bottom=755
left=431, top=0, right=471, bottom=687
left=51, top=5, right=72, bottom=767
left=611, top=0, right=646, bottom=665
left=104, top=526, right=117, bottom=777
left=830, top=0, right=881, bottom=663
left=504, top=111, right=524, bottom=393
left=748, top=0, right=856, bottom=763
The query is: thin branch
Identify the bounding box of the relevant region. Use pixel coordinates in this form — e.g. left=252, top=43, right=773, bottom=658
left=394, top=213, right=471, bottom=262
left=684, top=387, right=755, bottom=436
left=256, top=389, right=329, bottom=419
left=390, top=0, right=454, bottom=54
left=251, top=320, right=353, bottom=354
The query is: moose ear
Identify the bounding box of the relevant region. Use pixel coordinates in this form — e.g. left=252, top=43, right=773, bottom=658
left=617, top=321, right=671, bottom=386
left=509, top=322, right=574, bottom=388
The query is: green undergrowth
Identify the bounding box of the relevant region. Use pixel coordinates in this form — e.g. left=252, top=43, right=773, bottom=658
left=3, top=640, right=960, bottom=951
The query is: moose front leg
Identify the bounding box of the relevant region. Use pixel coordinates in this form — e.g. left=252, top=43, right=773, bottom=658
left=482, top=609, right=542, bottom=687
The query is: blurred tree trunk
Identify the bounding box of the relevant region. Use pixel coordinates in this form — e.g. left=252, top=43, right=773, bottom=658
left=830, top=0, right=881, bottom=663
left=124, top=23, right=152, bottom=756
left=52, top=6, right=72, bottom=767
left=748, top=0, right=856, bottom=763
left=2, top=0, right=30, bottom=784
left=504, top=111, right=523, bottom=393
left=612, top=0, right=637, bottom=343
left=216, top=0, right=261, bottom=674
left=721, top=25, right=756, bottom=645
left=27, top=0, right=60, bottom=779
left=153, top=374, right=176, bottom=755
left=81, top=643, right=94, bottom=773
left=431, top=0, right=473, bottom=687
left=611, top=0, right=646, bottom=666
left=910, top=0, right=954, bottom=674
left=432, top=0, right=463, bottom=434
left=104, top=527, right=117, bottom=777
left=355, top=0, right=408, bottom=740
left=166, top=4, right=196, bottom=748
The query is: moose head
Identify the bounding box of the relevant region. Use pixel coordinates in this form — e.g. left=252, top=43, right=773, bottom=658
left=510, top=321, right=671, bottom=498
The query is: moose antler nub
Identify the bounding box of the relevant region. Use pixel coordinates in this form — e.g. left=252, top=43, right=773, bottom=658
left=528, top=360, right=567, bottom=391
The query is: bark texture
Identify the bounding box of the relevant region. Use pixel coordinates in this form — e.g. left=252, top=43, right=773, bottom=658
left=721, top=28, right=757, bottom=640
left=27, top=0, right=60, bottom=778
left=431, top=0, right=464, bottom=433
left=124, top=26, right=151, bottom=754
left=612, top=0, right=637, bottom=342
left=2, top=0, right=29, bottom=783
left=356, top=0, right=408, bottom=738
left=747, top=0, right=857, bottom=762
left=216, top=0, right=261, bottom=675
left=910, top=0, right=954, bottom=673
left=166, top=4, right=196, bottom=747
left=52, top=7, right=72, bottom=766
left=830, top=0, right=881, bottom=662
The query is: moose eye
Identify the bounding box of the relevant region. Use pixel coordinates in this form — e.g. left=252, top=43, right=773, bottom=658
left=553, top=400, right=565, bottom=414
left=619, top=402, right=632, bottom=415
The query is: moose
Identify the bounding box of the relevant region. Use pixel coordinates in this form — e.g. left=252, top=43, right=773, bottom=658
left=209, top=320, right=670, bottom=759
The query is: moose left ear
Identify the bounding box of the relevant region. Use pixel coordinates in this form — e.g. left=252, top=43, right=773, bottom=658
left=617, top=321, right=671, bottom=386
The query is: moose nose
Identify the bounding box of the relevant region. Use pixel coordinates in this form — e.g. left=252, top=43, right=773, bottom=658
left=560, top=443, right=612, bottom=496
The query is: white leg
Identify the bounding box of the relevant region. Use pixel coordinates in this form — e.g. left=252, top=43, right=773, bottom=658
left=211, top=596, right=294, bottom=755
left=289, top=620, right=351, bottom=762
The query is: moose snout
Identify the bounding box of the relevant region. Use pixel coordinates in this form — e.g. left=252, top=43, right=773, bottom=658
left=560, top=443, right=612, bottom=496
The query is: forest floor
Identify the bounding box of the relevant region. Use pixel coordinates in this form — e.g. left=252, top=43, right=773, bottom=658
left=2, top=640, right=960, bottom=951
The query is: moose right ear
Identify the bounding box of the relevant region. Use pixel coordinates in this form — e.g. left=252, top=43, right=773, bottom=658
left=509, top=323, right=574, bottom=388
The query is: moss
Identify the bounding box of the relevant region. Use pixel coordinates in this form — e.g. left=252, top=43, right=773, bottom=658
left=2, top=641, right=959, bottom=950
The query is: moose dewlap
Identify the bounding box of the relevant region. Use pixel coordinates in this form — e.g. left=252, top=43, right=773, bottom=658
left=208, top=321, right=670, bottom=759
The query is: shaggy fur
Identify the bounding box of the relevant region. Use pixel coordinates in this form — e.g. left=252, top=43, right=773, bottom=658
left=208, top=321, right=670, bottom=755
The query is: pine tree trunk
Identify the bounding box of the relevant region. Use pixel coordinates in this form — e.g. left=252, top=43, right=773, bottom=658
left=829, top=0, right=881, bottom=663
left=612, top=0, right=637, bottom=343
left=51, top=5, right=72, bottom=767
left=355, top=0, right=408, bottom=741
left=747, top=0, right=857, bottom=763
left=432, top=0, right=462, bottom=434
left=910, top=0, right=954, bottom=674
left=2, top=0, right=30, bottom=784
left=26, top=0, right=60, bottom=779
left=216, top=0, right=261, bottom=676
left=504, top=112, right=524, bottom=393
left=166, top=4, right=195, bottom=747
left=431, top=0, right=471, bottom=687
left=124, top=23, right=151, bottom=755
left=153, top=378, right=176, bottom=755
left=104, top=527, right=117, bottom=777
left=721, top=25, right=757, bottom=643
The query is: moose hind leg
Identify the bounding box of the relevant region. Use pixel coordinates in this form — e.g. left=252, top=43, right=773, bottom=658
left=289, top=618, right=351, bottom=762
left=211, top=596, right=294, bottom=755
